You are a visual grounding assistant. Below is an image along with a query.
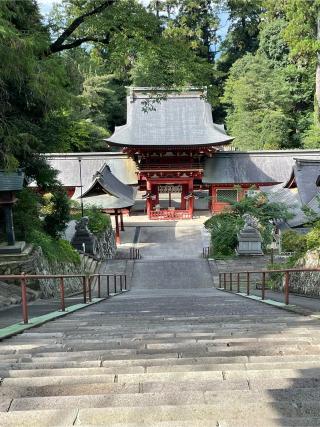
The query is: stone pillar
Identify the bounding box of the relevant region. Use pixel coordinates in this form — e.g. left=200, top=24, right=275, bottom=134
left=4, top=205, right=15, bottom=246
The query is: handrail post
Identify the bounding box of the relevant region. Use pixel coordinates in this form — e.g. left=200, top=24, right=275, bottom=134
left=219, top=273, right=221, bottom=288
left=237, top=273, right=240, bottom=293
left=262, top=272, right=265, bottom=301
left=247, top=272, right=250, bottom=295
left=60, top=276, right=65, bottom=311
left=107, top=275, right=110, bottom=297
left=284, top=271, right=290, bottom=305
left=88, top=276, right=92, bottom=302
left=124, top=275, right=127, bottom=290
left=229, top=273, right=232, bottom=291
left=82, top=276, right=87, bottom=304
left=97, top=275, right=101, bottom=298
left=114, top=275, right=117, bottom=293
left=21, top=273, right=28, bottom=324
left=224, top=273, right=226, bottom=290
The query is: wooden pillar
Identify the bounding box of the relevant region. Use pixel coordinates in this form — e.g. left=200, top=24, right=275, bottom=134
left=146, top=180, right=152, bottom=217
left=211, top=186, right=216, bottom=213
left=181, top=185, right=187, bottom=210
left=120, top=211, right=124, bottom=231
left=188, top=180, right=194, bottom=218
left=115, top=209, right=120, bottom=245
left=154, top=185, right=159, bottom=204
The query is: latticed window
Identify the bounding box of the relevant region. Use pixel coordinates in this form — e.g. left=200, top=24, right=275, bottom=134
left=216, top=189, right=238, bottom=203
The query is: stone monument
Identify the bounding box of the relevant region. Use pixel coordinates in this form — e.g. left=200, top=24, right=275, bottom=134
left=236, top=214, right=263, bottom=256
left=71, top=217, right=98, bottom=256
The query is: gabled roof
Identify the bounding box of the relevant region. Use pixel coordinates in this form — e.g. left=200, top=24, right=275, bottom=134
left=261, top=157, right=320, bottom=228
left=203, top=150, right=320, bottom=184
left=0, top=170, right=25, bottom=192
left=285, top=158, right=320, bottom=204
left=107, top=88, right=233, bottom=147
left=80, top=164, right=135, bottom=209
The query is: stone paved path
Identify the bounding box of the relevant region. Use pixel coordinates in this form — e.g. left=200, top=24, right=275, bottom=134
left=1, top=220, right=320, bottom=425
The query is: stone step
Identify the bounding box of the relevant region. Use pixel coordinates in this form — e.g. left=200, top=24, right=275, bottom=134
left=4, top=366, right=320, bottom=388
left=3, top=352, right=319, bottom=371
left=68, top=402, right=320, bottom=424
left=0, top=408, right=319, bottom=427
left=6, top=388, right=320, bottom=412
left=2, top=359, right=320, bottom=378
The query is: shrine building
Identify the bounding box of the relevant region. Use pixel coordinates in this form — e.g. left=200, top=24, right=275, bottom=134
left=44, top=87, right=320, bottom=224
left=107, top=87, right=233, bottom=220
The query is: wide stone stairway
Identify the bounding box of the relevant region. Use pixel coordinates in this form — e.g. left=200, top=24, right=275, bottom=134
left=1, top=248, right=320, bottom=425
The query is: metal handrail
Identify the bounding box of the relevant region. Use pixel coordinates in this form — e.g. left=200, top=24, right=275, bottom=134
left=218, top=268, right=320, bottom=305
left=0, top=272, right=127, bottom=325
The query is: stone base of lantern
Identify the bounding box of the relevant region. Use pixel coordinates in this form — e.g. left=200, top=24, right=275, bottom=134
left=0, top=241, right=26, bottom=255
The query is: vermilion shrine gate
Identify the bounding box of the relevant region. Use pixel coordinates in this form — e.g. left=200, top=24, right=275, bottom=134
left=107, top=87, right=233, bottom=220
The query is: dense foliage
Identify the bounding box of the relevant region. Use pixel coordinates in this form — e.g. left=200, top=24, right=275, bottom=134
left=71, top=203, right=112, bottom=235
left=205, top=193, right=291, bottom=258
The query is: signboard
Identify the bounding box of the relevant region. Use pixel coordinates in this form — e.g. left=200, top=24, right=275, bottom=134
left=158, top=185, right=182, bottom=193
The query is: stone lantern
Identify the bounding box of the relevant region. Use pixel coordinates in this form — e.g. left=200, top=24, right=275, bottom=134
left=236, top=214, right=263, bottom=256
left=0, top=169, right=25, bottom=254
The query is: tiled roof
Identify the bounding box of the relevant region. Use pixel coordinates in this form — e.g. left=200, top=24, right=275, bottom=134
left=107, top=88, right=233, bottom=147
left=0, top=170, right=24, bottom=192
left=203, top=150, right=320, bottom=184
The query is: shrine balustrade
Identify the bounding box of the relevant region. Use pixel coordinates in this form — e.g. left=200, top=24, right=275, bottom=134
left=149, top=209, right=192, bottom=220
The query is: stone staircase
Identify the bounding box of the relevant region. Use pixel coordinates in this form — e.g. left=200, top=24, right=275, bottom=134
left=0, top=279, right=320, bottom=426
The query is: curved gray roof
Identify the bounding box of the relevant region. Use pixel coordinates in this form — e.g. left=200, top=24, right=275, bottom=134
left=203, top=150, right=320, bottom=184
left=107, top=88, right=233, bottom=147
left=81, top=164, right=135, bottom=209
left=44, top=152, right=138, bottom=188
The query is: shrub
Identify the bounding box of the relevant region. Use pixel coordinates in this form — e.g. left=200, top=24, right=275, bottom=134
left=205, top=192, right=291, bottom=258
left=205, top=213, right=244, bottom=258
left=281, top=230, right=307, bottom=254
left=13, top=188, right=42, bottom=241
left=306, top=221, right=320, bottom=250
left=42, top=187, right=71, bottom=238
left=71, top=203, right=111, bottom=235
left=30, top=230, right=80, bottom=264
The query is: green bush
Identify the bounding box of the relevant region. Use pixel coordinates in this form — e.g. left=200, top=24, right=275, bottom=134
left=13, top=188, right=42, bottom=241
left=205, top=192, right=291, bottom=258
left=42, top=187, right=71, bottom=238
left=71, top=204, right=111, bottom=235
left=205, top=213, right=244, bottom=258
left=30, top=230, right=80, bottom=265
left=281, top=230, right=307, bottom=254
left=306, top=221, right=320, bottom=250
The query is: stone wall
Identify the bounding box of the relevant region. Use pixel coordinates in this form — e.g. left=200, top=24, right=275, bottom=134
left=0, top=245, right=99, bottom=299
left=289, top=249, right=320, bottom=297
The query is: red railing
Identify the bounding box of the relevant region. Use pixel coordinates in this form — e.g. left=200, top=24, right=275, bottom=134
left=0, top=273, right=127, bottom=325
left=218, top=268, right=320, bottom=305
left=150, top=209, right=192, bottom=220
